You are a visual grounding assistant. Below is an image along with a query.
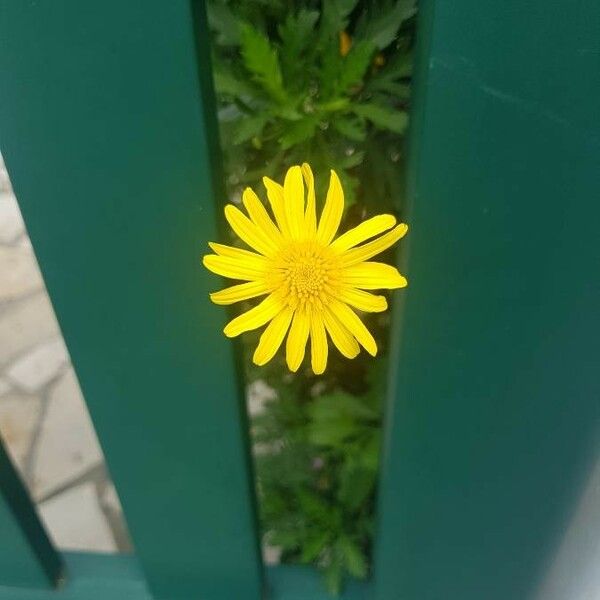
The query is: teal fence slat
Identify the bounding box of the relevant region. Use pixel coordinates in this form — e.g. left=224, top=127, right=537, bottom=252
left=0, top=553, right=150, bottom=600
left=0, top=442, right=62, bottom=589
left=375, top=0, right=600, bottom=598
left=0, top=2, right=262, bottom=599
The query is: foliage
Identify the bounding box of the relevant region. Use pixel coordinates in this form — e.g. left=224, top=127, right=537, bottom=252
left=207, top=0, right=416, bottom=594
left=208, top=0, right=416, bottom=211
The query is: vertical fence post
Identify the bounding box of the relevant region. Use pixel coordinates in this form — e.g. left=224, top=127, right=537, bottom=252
left=375, top=0, right=600, bottom=598
left=0, top=442, right=62, bottom=589
left=0, top=2, right=263, bottom=599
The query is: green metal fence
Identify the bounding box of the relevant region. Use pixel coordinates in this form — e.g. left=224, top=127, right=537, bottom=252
left=0, top=0, right=598, bottom=599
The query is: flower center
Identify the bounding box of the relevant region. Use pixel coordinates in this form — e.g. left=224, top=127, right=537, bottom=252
left=271, top=241, right=340, bottom=309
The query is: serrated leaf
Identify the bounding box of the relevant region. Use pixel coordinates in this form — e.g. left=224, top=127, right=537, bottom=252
left=323, top=560, right=343, bottom=596
left=336, top=41, right=375, bottom=94
left=240, top=23, right=287, bottom=103
left=353, top=103, right=408, bottom=134
left=233, top=115, right=268, bottom=145
left=206, top=2, right=241, bottom=46
left=355, top=0, right=416, bottom=50
left=213, top=67, right=257, bottom=100
left=333, top=116, right=367, bottom=141
left=319, top=0, right=361, bottom=42
left=338, top=150, right=365, bottom=169
left=300, top=530, right=330, bottom=563
left=308, top=418, right=358, bottom=447
left=360, top=432, right=381, bottom=470
left=338, top=463, right=376, bottom=510
left=338, top=536, right=368, bottom=579
left=279, top=116, right=318, bottom=149
left=369, top=80, right=411, bottom=98
left=310, top=393, right=378, bottom=422
left=279, top=9, right=320, bottom=69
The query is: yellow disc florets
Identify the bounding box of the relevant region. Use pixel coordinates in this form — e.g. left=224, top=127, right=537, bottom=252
left=272, top=241, right=340, bottom=310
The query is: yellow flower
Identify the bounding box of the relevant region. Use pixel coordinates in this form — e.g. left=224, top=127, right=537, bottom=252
left=202, top=164, right=408, bottom=375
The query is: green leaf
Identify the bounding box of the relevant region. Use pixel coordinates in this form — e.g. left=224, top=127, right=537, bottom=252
left=353, top=103, right=408, bottom=134
left=310, top=393, right=378, bottom=422
left=206, top=2, right=241, bottom=46
left=355, top=0, right=416, bottom=50
left=319, top=0, right=361, bottom=42
left=240, top=23, right=287, bottom=103
left=338, top=463, right=376, bottom=510
left=360, top=432, right=381, bottom=470
left=368, top=80, right=411, bottom=98
left=338, top=150, right=365, bottom=170
left=333, top=116, right=367, bottom=141
left=279, top=9, right=320, bottom=67
left=336, top=41, right=376, bottom=94
left=233, top=115, right=268, bottom=145
left=308, top=418, right=358, bottom=447
left=300, top=530, right=330, bottom=563
left=279, top=116, right=318, bottom=149
left=338, top=536, right=368, bottom=579
left=323, top=560, right=343, bottom=596
left=213, top=67, right=257, bottom=100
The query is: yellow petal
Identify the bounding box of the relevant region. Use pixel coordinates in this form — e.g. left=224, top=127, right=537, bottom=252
left=286, top=309, right=310, bottom=372
left=208, top=242, right=264, bottom=261
left=343, top=262, right=408, bottom=289
left=322, top=307, right=360, bottom=359
left=339, top=288, right=388, bottom=313
left=284, top=165, right=304, bottom=239
left=263, top=176, right=290, bottom=237
left=329, top=300, right=377, bottom=356
left=301, top=163, right=317, bottom=236
left=203, top=254, right=267, bottom=281
left=309, top=311, right=328, bottom=375
left=223, top=294, right=282, bottom=338
left=242, top=187, right=283, bottom=242
left=317, top=170, right=344, bottom=245
left=330, top=214, right=396, bottom=252
left=224, top=204, right=278, bottom=257
left=210, top=281, right=271, bottom=305
left=341, top=223, right=408, bottom=265
left=253, top=307, right=294, bottom=366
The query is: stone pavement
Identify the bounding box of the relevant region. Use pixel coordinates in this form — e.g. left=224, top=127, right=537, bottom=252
left=0, top=154, right=132, bottom=553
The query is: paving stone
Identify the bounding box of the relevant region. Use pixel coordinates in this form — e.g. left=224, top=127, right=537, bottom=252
left=0, top=156, right=10, bottom=193
left=6, top=337, right=68, bottom=392
left=30, top=368, right=103, bottom=499
left=0, top=292, right=60, bottom=365
left=263, top=544, right=282, bottom=566
left=247, top=379, right=277, bottom=417
left=0, top=393, right=42, bottom=475
left=0, top=377, right=11, bottom=396
left=0, top=192, right=25, bottom=244
left=100, top=482, right=124, bottom=514
left=38, top=482, right=117, bottom=552
left=16, top=234, right=33, bottom=250
left=0, top=245, right=43, bottom=301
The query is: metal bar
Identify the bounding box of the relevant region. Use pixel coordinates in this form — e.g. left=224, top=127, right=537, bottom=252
left=0, top=553, right=149, bottom=600
left=374, top=0, right=600, bottom=598
left=0, top=2, right=263, bottom=598
left=0, top=441, right=62, bottom=589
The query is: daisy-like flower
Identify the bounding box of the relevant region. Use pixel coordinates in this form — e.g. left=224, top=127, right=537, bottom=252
left=202, top=164, right=408, bottom=375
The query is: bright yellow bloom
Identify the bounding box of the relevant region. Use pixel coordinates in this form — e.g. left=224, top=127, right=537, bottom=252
left=202, top=164, right=408, bottom=375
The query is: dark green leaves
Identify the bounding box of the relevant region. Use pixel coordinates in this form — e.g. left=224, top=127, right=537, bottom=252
left=240, top=23, right=287, bottom=103
left=207, top=3, right=417, bottom=594
left=336, top=41, right=376, bottom=94
left=354, top=103, right=409, bottom=134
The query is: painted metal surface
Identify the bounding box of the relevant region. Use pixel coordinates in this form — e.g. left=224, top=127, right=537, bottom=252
left=375, top=0, right=600, bottom=598
left=0, top=2, right=262, bottom=598
left=0, top=442, right=62, bottom=589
